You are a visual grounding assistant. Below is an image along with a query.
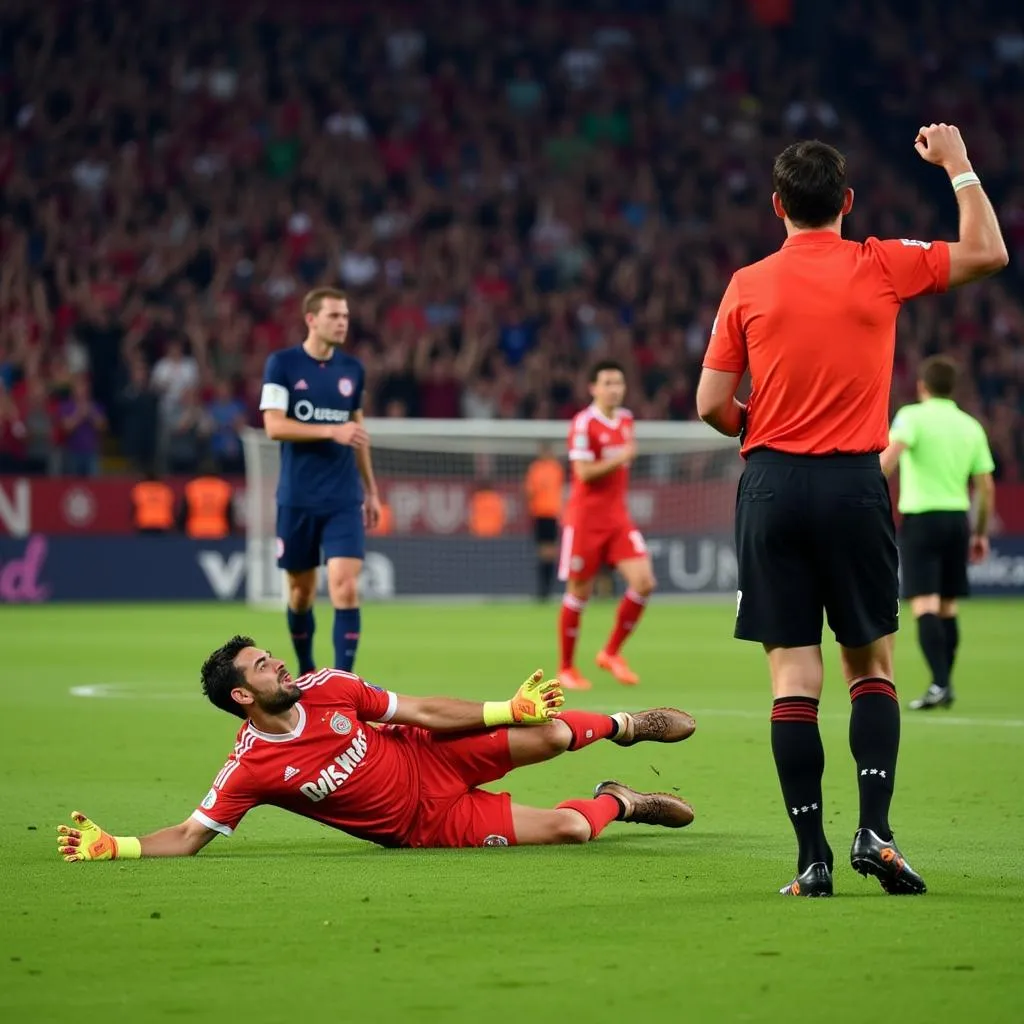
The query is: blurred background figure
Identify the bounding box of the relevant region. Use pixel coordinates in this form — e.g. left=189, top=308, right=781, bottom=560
left=525, top=442, right=565, bottom=601
left=57, top=376, right=106, bottom=477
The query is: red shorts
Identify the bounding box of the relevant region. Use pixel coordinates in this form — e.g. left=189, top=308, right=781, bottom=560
left=401, top=727, right=517, bottom=848
left=558, top=521, right=647, bottom=582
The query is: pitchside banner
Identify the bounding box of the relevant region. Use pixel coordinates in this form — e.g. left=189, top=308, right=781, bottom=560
left=1, top=534, right=1023, bottom=603
left=3, top=476, right=1024, bottom=537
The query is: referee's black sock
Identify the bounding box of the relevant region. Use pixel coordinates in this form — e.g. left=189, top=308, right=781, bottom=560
left=942, top=615, right=960, bottom=675
left=770, top=697, right=832, bottom=872
left=917, top=613, right=950, bottom=691
left=849, top=678, right=900, bottom=842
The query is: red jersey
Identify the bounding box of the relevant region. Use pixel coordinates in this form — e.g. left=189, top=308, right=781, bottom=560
left=563, top=405, right=634, bottom=529
left=191, top=670, right=423, bottom=848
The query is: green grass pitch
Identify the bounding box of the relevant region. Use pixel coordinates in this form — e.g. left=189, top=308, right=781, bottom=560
left=2, top=599, right=1022, bottom=1023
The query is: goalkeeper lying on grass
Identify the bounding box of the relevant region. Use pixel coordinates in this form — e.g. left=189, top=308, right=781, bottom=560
left=58, top=635, right=696, bottom=861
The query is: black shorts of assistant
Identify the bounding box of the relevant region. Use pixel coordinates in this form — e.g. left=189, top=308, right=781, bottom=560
left=734, top=450, right=899, bottom=648
left=899, top=511, right=970, bottom=599
left=533, top=517, right=559, bottom=545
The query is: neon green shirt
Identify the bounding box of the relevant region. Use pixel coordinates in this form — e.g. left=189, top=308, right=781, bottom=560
left=889, top=398, right=995, bottom=514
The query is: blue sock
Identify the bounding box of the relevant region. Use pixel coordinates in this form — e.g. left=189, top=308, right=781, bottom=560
left=334, top=608, right=361, bottom=671
left=287, top=607, right=316, bottom=675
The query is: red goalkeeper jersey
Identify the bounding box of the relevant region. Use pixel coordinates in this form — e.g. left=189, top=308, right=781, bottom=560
left=563, top=404, right=634, bottom=529
left=191, top=670, right=422, bottom=847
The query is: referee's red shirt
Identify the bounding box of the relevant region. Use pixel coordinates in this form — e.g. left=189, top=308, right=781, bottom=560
left=703, top=232, right=950, bottom=456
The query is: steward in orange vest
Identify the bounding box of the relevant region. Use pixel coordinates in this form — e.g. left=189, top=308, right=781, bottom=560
left=180, top=475, right=235, bottom=539
left=468, top=484, right=506, bottom=538
left=131, top=477, right=175, bottom=533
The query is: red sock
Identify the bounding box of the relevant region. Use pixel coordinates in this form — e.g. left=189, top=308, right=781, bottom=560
left=557, top=710, right=616, bottom=750
left=559, top=594, right=586, bottom=670
left=555, top=794, right=621, bottom=839
left=604, top=589, right=648, bottom=656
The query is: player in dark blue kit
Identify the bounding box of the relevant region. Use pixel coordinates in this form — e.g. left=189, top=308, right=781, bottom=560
left=259, top=288, right=382, bottom=673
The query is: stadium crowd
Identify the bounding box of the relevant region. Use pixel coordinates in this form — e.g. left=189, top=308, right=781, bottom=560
left=0, top=0, right=1021, bottom=479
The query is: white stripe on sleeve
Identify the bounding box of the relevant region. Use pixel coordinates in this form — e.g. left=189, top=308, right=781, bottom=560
left=190, top=810, right=234, bottom=836
left=378, top=690, right=399, bottom=723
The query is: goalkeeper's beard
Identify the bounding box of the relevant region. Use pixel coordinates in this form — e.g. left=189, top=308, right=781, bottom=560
left=256, top=686, right=302, bottom=715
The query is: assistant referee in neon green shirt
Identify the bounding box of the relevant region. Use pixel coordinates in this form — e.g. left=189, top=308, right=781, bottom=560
left=880, top=356, right=996, bottom=710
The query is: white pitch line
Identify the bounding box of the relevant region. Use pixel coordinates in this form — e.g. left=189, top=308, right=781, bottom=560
left=591, top=705, right=1024, bottom=730
left=69, top=685, right=191, bottom=700
left=68, top=686, right=1024, bottom=729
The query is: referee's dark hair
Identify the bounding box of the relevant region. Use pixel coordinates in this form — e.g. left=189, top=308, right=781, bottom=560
left=772, top=141, right=847, bottom=229
left=589, top=359, right=626, bottom=382
left=919, top=355, right=958, bottom=398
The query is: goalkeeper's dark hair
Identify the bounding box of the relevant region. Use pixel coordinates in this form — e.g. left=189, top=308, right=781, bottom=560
left=589, top=359, right=626, bottom=382
left=919, top=355, right=958, bottom=398
left=772, top=140, right=847, bottom=229
left=201, top=635, right=255, bottom=718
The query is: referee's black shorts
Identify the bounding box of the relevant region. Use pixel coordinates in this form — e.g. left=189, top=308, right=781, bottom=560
left=533, top=516, right=559, bottom=544
left=734, top=450, right=899, bottom=648
left=899, top=511, right=970, bottom=599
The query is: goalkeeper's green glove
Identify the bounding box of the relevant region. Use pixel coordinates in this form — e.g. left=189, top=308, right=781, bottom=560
left=57, top=811, right=141, bottom=863
left=483, top=669, right=565, bottom=726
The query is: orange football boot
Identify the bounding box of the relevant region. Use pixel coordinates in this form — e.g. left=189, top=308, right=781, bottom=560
left=558, top=666, right=592, bottom=691
left=595, top=650, right=640, bottom=686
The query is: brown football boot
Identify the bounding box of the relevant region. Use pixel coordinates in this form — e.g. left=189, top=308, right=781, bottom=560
left=611, top=708, right=696, bottom=746
left=595, top=780, right=695, bottom=828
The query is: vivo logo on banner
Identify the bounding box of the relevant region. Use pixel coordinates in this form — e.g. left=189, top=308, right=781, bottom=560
left=0, top=480, right=30, bottom=538
left=197, top=551, right=247, bottom=600
left=0, top=535, right=50, bottom=602
left=967, top=546, right=1024, bottom=588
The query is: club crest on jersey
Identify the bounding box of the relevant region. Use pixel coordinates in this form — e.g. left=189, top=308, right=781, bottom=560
left=329, top=712, right=353, bottom=735
left=482, top=834, right=509, bottom=847
left=338, top=377, right=354, bottom=397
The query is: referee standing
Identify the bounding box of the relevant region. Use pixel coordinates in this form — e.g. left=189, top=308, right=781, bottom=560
left=881, top=356, right=996, bottom=711
left=697, top=125, right=1007, bottom=898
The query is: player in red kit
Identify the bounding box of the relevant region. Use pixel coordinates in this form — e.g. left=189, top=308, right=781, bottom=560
left=57, top=635, right=697, bottom=862
left=558, top=360, right=656, bottom=691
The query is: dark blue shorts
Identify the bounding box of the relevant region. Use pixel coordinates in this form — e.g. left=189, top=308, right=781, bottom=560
left=276, top=505, right=365, bottom=572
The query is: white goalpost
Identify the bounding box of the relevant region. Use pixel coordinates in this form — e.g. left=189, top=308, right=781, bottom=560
left=241, top=420, right=740, bottom=605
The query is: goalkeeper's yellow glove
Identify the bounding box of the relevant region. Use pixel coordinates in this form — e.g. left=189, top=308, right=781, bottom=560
left=483, top=669, right=565, bottom=726
left=57, top=811, right=142, bottom=863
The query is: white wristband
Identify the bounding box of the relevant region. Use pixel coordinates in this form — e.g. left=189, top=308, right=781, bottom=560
left=951, top=171, right=981, bottom=193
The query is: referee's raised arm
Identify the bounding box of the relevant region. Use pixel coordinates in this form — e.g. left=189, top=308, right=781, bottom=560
left=696, top=127, right=1007, bottom=899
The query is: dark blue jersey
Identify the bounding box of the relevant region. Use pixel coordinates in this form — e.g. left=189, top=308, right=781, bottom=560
left=260, top=346, right=365, bottom=512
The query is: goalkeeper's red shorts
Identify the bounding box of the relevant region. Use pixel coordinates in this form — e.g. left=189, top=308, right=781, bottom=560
left=401, top=726, right=518, bottom=848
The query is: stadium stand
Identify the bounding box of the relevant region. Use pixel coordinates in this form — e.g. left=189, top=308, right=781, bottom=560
left=0, top=0, right=1020, bottom=480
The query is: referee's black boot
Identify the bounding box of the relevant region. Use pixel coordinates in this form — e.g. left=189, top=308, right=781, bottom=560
left=908, top=684, right=954, bottom=710
left=850, top=828, right=927, bottom=895
left=779, top=862, right=833, bottom=898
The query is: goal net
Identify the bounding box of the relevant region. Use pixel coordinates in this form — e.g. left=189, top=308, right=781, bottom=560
left=241, top=420, right=741, bottom=604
